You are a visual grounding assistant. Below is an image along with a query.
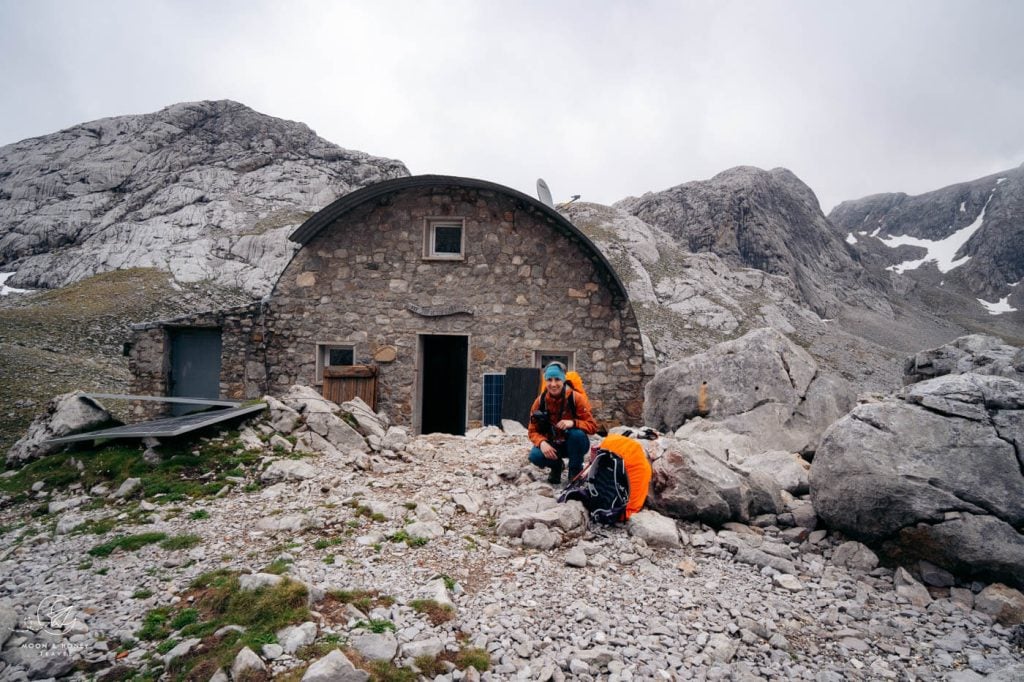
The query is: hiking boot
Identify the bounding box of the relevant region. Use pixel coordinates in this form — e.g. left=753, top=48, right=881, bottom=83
left=547, top=459, right=563, bottom=485
left=567, top=466, right=582, bottom=482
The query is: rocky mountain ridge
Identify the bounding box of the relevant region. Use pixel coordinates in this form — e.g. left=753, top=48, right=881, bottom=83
left=830, top=164, right=1024, bottom=311
left=614, top=166, right=890, bottom=319
left=0, top=100, right=409, bottom=296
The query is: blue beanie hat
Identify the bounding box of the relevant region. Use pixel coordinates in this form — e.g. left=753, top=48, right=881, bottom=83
left=544, top=363, right=566, bottom=380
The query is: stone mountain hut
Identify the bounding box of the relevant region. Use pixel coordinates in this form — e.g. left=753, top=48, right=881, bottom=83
left=128, top=175, right=654, bottom=434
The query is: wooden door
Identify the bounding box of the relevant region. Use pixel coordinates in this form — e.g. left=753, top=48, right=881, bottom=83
left=323, top=365, right=378, bottom=409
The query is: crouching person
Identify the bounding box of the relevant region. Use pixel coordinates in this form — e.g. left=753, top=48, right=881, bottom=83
left=528, top=362, right=598, bottom=485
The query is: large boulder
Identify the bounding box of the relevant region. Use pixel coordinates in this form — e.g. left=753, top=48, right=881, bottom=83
left=904, top=334, right=1024, bottom=385
left=644, top=328, right=854, bottom=456
left=6, top=391, right=115, bottom=465
left=810, top=372, right=1024, bottom=588
left=647, top=437, right=779, bottom=526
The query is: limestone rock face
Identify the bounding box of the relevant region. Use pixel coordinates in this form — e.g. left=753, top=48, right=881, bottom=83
left=564, top=201, right=823, bottom=364
left=904, top=334, right=1024, bottom=385
left=0, top=100, right=409, bottom=295
left=810, top=372, right=1024, bottom=588
left=644, top=328, right=855, bottom=456
left=616, top=166, right=888, bottom=317
left=6, top=391, right=114, bottom=465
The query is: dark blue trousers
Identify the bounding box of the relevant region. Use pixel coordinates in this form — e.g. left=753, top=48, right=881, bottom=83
left=528, top=428, right=590, bottom=479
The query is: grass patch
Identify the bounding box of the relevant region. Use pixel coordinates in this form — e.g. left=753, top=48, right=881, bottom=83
left=356, top=619, right=396, bottom=634
left=453, top=646, right=491, bottom=672
left=387, top=530, right=428, bottom=547
left=326, top=589, right=394, bottom=613
left=409, top=599, right=454, bottom=626
left=263, top=558, right=292, bottom=575
left=0, top=431, right=263, bottom=507
left=139, top=569, right=311, bottom=680
left=89, top=532, right=168, bottom=557
left=133, top=588, right=154, bottom=599
left=189, top=509, right=210, bottom=520
left=160, top=534, right=202, bottom=551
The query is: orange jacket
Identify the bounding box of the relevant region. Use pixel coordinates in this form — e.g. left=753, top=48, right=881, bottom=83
left=527, top=386, right=598, bottom=447
left=598, top=434, right=652, bottom=520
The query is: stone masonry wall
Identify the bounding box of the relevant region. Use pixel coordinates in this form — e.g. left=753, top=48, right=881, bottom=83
left=265, top=185, right=652, bottom=429
left=127, top=303, right=266, bottom=418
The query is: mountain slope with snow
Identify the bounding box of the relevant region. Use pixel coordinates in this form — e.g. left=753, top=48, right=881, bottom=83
left=830, top=165, right=1024, bottom=316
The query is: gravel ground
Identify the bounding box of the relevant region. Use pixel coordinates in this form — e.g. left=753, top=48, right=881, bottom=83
left=1, top=428, right=1022, bottom=681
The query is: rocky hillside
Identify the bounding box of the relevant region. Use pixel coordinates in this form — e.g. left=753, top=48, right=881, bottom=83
left=831, top=164, right=1024, bottom=323
left=614, top=167, right=890, bottom=319
left=0, top=100, right=410, bottom=295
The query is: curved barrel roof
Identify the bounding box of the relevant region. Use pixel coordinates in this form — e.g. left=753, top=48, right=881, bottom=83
left=288, top=175, right=627, bottom=300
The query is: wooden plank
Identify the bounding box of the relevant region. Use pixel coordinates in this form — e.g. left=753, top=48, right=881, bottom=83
left=323, top=365, right=378, bottom=410
left=324, top=365, right=377, bottom=378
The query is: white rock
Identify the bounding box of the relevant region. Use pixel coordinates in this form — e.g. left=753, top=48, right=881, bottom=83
left=110, top=478, right=142, bottom=499
left=261, top=458, right=317, bottom=482
left=402, top=637, right=444, bottom=658
left=302, top=649, right=369, bottom=681
left=230, top=646, right=267, bottom=678
left=350, top=631, right=398, bottom=661
left=627, top=510, right=682, bottom=548
left=163, top=637, right=202, bottom=665
left=278, top=621, right=317, bottom=654
left=238, top=573, right=283, bottom=591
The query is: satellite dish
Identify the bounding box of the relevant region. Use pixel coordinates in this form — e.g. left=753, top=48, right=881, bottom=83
left=536, top=178, right=554, bottom=208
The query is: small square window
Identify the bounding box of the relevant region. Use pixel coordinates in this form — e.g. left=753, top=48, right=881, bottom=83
left=316, top=343, right=355, bottom=382
left=536, top=351, right=574, bottom=371
left=424, top=218, right=465, bottom=260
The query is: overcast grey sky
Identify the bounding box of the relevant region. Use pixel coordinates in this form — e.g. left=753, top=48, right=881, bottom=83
left=1, top=0, right=1022, bottom=212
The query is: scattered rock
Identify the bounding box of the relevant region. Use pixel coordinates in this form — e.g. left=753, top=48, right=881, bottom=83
left=975, top=584, right=1024, bottom=625
left=627, top=510, right=682, bottom=548
left=230, top=646, right=267, bottom=678
left=302, top=649, right=369, bottom=682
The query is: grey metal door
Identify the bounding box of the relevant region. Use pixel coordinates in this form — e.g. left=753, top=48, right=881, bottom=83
left=168, top=328, right=222, bottom=415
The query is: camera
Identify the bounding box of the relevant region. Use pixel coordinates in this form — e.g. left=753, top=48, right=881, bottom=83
left=531, top=409, right=551, bottom=434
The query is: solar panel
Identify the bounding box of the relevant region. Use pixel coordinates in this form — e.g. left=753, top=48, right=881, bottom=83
left=482, top=373, right=504, bottom=427
left=45, top=403, right=267, bottom=444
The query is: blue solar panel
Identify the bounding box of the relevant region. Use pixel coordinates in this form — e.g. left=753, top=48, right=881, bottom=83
left=482, top=374, right=504, bottom=427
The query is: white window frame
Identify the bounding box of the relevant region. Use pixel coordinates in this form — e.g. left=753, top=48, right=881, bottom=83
left=422, top=217, right=466, bottom=260
left=535, top=350, right=575, bottom=371
left=315, top=343, right=355, bottom=383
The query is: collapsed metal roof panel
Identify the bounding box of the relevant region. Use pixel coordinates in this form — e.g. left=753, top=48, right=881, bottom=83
left=45, top=403, right=267, bottom=444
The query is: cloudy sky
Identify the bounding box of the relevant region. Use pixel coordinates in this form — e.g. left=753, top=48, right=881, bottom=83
left=1, top=0, right=1022, bottom=211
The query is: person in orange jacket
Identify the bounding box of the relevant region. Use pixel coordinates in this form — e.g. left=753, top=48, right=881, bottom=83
left=528, top=362, right=598, bottom=484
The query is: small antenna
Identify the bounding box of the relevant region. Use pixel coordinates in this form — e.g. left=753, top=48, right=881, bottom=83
left=536, top=178, right=554, bottom=208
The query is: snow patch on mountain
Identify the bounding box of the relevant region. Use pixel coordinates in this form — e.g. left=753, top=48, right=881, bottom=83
left=881, top=189, right=995, bottom=274
left=977, top=296, right=1018, bottom=315
left=0, top=272, right=31, bottom=296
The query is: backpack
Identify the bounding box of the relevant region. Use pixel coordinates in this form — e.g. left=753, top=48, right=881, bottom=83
left=558, top=448, right=630, bottom=525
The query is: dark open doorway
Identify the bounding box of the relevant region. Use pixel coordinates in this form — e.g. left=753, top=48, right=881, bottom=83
left=418, top=334, right=468, bottom=435
left=168, top=328, right=222, bottom=416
